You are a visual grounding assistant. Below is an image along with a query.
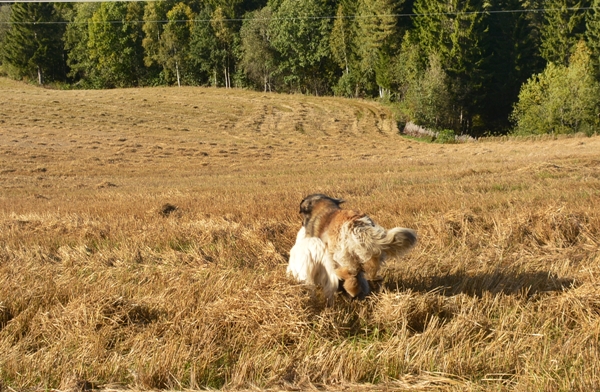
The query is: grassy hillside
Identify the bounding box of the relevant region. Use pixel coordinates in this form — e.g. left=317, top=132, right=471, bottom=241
left=1, top=78, right=599, bottom=391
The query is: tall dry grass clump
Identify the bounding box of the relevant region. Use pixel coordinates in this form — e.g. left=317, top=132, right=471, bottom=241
left=1, top=78, right=600, bottom=391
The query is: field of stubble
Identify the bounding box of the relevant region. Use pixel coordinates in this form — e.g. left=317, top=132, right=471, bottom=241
left=1, top=77, right=600, bottom=391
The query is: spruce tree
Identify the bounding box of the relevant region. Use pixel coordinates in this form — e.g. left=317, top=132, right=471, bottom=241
left=2, top=2, right=66, bottom=84
left=412, top=0, right=489, bottom=132
left=540, top=0, right=590, bottom=66
left=329, top=2, right=359, bottom=96
left=330, top=3, right=353, bottom=77
left=479, top=0, right=543, bottom=131
left=0, top=5, right=11, bottom=56
left=355, top=0, right=399, bottom=98
left=585, top=0, right=600, bottom=78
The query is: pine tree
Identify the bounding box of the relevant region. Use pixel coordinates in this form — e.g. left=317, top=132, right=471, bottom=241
left=2, top=2, right=66, bottom=84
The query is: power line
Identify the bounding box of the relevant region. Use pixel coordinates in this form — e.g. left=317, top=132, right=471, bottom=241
left=0, top=5, right=596, bottom=25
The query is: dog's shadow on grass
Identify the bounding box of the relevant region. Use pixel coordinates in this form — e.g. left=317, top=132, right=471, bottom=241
left=377, top=269, right=577, bottom=298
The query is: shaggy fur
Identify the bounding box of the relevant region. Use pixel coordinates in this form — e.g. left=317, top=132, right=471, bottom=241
left=287, top=194, right=417, bottom=303
left=287, top=226, right=339, bottom=299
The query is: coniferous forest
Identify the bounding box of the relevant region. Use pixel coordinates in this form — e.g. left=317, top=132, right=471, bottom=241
left=1, top=0, right=600, bottom=136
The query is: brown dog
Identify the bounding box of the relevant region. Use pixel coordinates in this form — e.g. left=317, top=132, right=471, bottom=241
left=287, top=194, right=417, bottom=303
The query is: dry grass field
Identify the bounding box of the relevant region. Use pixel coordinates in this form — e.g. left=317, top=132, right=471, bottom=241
left=1, top=77, right=600, bottom=391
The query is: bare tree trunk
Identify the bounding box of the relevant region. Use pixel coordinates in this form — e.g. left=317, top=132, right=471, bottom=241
left=175, top=61, right=181, bottom=88
left=37, top=65, right=43, bottom=85
left=224, top=65, right=230, bottom=89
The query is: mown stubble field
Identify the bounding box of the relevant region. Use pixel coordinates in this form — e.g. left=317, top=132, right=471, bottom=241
left=1, top=77, right=600, bottom=391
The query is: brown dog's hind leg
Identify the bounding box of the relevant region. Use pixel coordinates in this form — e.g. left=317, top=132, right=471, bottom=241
left=363, top=255, right=382, bottom=281
left=335, top=267, right=362, bottom=298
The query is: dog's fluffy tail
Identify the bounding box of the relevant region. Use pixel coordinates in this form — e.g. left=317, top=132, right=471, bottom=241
left=379, top=227, right=418, bottom=259
left=349, top=217, right=417, bottom=260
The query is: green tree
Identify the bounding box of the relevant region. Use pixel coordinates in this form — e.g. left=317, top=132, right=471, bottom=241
left=189, top=6, right=222, bottom=86
left=211, top=6, right=237, bottom=88
left=65, top=2, right=99, bottom=83
left=142, top=0, right=178, bottom=83
left=76, top=2, right=146, bottom=88
left=400, top=53, right=454, bottom=130
left=330, top=3, right=353, bottom=76
left=159, top=3, right=195, bottom=86
left=512, top=41, right=599, bottom=135
left=0, top=4, right=12, bottom=62
left=478, top=0, right=543, bottom=132
left=412, top=0, right=489, bottom=132
left=329, top=2, right=359, bottom=96
left=355, top=0, right=399, bottom=98
left=189, top=4, right=241, bottom=87
left=585, top=0, right=600, bottom=78
left=239, top=7, right=276, bottom=91
left=540, top=0, right=589, bottom=66
left=1, top=2, right=66, bottom=84
left=268, top=0, right=333, bottom=94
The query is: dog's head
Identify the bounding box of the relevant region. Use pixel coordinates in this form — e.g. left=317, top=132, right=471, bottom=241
left=299, top=194, right=344, bottom=227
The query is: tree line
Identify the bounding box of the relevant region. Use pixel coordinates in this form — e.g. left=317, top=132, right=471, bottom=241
left=1, top=0, right=599, bottom=136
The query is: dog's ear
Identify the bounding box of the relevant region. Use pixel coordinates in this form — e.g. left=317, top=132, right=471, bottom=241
left=299, top=194, right=321, bottom=214
left=299, top=196, right=313, bottom=215
left=331, top=197, right=345, bottom=206
left=300, top=194, right=344, bottom=214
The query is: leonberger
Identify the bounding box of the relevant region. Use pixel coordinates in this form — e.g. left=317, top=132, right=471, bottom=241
left=287, top=194, right=417, bottom=304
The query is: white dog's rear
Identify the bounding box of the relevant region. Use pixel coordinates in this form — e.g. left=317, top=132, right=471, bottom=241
left=287, top=227, right=339, bottom=300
